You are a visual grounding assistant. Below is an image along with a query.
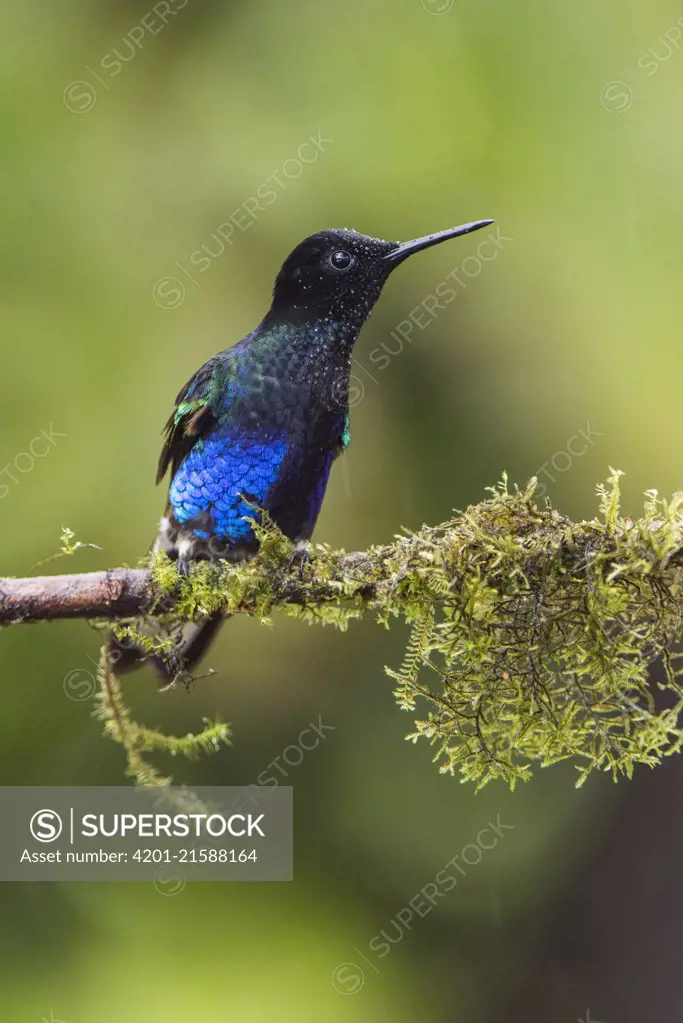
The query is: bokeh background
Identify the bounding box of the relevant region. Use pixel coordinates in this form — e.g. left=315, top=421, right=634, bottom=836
left=2, top=0, right=683, bottom=1019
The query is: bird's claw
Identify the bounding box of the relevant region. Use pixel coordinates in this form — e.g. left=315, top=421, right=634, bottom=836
left=289, top=541, right=312, bottom=579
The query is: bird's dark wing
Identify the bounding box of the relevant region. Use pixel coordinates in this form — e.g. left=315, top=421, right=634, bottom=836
left=156, top=358, right=222, bottom=484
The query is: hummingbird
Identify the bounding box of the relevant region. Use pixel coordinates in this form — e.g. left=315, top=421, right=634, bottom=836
left=111, top=218, right=494, bottom=678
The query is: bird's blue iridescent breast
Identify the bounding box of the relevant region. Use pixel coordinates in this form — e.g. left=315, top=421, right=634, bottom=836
left=169, top=432, right=287, bottom=542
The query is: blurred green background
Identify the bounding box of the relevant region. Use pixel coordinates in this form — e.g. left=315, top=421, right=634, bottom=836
left=2, top=0, right=683, bottom=1019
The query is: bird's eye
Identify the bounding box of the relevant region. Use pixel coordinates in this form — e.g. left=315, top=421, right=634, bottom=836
left=329, top=249, right=353, bottom=271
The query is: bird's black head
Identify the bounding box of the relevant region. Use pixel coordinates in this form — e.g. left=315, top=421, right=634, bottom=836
left=269, top=220, right=494, bottom=328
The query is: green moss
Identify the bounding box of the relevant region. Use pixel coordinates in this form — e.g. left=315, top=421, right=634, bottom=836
left=95, top=647, right=230, bottom=787
left=109, top=470, right=683, bottom=789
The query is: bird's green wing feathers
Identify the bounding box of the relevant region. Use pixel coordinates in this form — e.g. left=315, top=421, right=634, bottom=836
left=156, top=359, right=222, bottom=484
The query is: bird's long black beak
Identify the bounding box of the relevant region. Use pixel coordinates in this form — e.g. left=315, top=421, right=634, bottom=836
left=384, top=219, right=495, bottom=265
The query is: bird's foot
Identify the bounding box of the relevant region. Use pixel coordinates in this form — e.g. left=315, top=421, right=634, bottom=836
left=176, top=556, right=191, bottom=578
left=289, top=540, right=313, bottom=579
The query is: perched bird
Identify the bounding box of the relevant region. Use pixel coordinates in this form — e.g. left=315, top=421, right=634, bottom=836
left=111, top=219, right=493, bottom=678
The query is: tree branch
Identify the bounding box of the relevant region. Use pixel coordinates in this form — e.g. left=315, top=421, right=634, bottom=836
left=0, top=550, right=384, bottom=623
left=5, top=473, right=683, bottom=788
left=0, top=569, right=152, bottom=622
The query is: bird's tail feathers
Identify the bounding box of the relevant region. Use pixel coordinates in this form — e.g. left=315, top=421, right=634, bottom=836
left=106, top=614, right=225, bottom=685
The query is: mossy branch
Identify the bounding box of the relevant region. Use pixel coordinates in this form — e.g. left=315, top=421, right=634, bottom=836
left=4, top=470, right=683, bottom=788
